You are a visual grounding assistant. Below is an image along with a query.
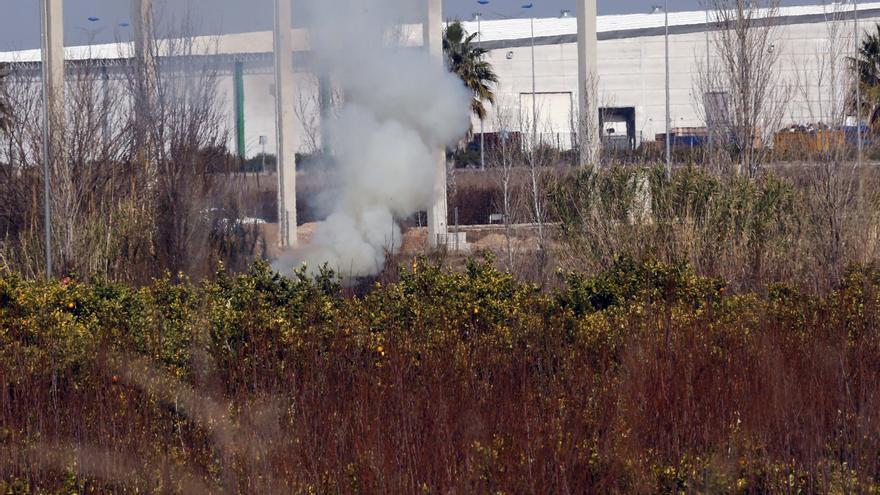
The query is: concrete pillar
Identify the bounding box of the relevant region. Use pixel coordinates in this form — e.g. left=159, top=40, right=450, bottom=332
left=576, top=0, right=600, bottom=166
left=273, top=0, right=298, bottom=247
left=133, top=0, right=156, bottom=111
left=39, top=0, right=65, bottom=278
left=132, top=0, right=157, bottom=180
left=424, top=0, right=448, bottom=248
left=133, top=0, right=153, bottom=75
left=40, top=0, right=64, bottom=124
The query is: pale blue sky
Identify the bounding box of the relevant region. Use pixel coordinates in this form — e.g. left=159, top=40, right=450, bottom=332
left=0, top=0, right=823, bottom=51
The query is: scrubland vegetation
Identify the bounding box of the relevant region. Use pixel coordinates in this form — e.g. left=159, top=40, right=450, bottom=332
left=4, top=6, right=880, bottom=492
left=2, top=256, right=880, bottom=493
left=5, top=136, right=880, bottom=491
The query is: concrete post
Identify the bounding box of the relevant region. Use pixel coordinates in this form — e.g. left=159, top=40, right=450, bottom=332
left=39, top=0, right=65, bottom=278
left=576, top=0, right=600, bottom=166
left=133, top=0, right=154, bottom=78
left=424, top=0, right=448, bottom=248
left=273, top=0, right=298, bottom=248
left=132, top=0, right=157, bottom=185
left=133, top=0, right=156, bottom=115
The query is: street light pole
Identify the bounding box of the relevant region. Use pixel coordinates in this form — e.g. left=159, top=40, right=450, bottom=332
left=522, top=3, right=537, bottom=156
left=705, top=7, right=712, bottom=160
left=474, top=5, right=486, bottom=170
left=665, top=0, right=671, bottom=178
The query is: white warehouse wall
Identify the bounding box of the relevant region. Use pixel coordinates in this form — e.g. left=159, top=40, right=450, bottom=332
left=473, top=15, right=880, bottom=147
left=218, top=12, right=880, bottom=157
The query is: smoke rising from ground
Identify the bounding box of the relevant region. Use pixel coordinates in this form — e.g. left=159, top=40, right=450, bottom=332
left=274, top=0, right=471, bottom=279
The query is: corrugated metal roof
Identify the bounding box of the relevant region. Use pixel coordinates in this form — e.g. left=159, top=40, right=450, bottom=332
left=462, top=2, right=880, bottom=43
left=3, top=3, right=878, bottom=63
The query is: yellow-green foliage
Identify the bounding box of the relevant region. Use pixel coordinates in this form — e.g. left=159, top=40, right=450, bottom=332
left=1, top=258, right=879, bottom=493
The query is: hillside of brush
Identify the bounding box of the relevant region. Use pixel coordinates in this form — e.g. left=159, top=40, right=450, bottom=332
left=2, top=257, right=879, bottom=494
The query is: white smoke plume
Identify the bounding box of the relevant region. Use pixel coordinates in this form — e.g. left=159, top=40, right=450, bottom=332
left=273, top=0, right=471, bottom=279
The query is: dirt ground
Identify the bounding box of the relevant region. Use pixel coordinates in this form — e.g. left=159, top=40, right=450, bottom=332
left=259, top=222, right=548, bottom=261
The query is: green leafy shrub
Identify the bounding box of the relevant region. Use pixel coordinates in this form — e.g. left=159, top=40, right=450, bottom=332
left=1, top=259, right=879, bottom=493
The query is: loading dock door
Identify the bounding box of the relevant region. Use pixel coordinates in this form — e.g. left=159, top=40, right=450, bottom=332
left=520, top=92, right=574, bottom=150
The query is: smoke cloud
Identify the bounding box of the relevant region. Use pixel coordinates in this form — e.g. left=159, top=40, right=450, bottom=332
left=273, top=0, right=471, bottom=279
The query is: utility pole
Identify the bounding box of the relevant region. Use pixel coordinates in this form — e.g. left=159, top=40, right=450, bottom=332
left=273, top=0, right=298, bottom=248
left=425, top=0, right=448, bottom=248
left=39, top=0, right=65, bottom=279
left=576, top=0, right=599, bottom=167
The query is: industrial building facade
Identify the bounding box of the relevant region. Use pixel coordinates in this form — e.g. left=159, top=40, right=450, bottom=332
left=2, top=3, right=879, bottom=159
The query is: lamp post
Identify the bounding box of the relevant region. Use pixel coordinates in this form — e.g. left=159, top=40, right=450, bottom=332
left=705, top=7, right=712, bottom=160
left=665, top=0, right=671, bottom=178
left=475, top=0, right=489, bottom=170
left=522, top=3, right=537, bottom=156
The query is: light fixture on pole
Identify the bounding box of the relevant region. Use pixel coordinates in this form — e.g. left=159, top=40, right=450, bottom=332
left=664, top=1, right=671, bottom=178
left=522, top=3, right=537, bottom=155
left=475, top=0, right=489, bottom=170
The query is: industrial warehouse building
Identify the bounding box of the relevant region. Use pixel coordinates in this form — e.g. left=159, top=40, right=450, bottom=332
left=1, top=2, right=878, bottom=158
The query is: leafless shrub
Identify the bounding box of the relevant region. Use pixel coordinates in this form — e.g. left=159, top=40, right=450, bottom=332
left=0, top=9, right=259, bottom=282
left=698, top=0, right=790, bottom=177
left=791, top=2, right=863, bottom=280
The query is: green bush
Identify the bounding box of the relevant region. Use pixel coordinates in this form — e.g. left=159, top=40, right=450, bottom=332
left=1, top=259, right=879, bottom=493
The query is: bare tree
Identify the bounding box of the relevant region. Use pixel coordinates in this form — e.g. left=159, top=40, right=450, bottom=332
left=570, top=72, right=603, bottom=167
left=133, top=18, right=236, bottom=276
left=293, top=75, right=322, bottom=155
left=699, top=0, right=789, bottom=177
left=520, top=97, right=547, bottom=252
left=489, top=99, right=520, bottom=268
left=792, top=2, right=863, bottom=279
left=519, top=95, right=568, bottom=278
left=1, top=9, right=257, bottom=281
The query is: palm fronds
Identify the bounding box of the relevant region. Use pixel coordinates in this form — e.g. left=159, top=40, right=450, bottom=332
left=443, top=21, right=498, bottom=120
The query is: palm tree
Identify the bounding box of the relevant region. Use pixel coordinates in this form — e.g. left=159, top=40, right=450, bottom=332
left=852, top=24, right=880, bottom=130
left=443, top=21, right=498, bottom=121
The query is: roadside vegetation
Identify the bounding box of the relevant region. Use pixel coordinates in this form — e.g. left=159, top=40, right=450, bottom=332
left=3, top=10, right=880, bottom=495
left=2, top=257, right=879, bottom=493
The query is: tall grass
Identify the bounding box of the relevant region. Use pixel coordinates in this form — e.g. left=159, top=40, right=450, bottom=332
left=550, top=165, right=880, bottom=292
